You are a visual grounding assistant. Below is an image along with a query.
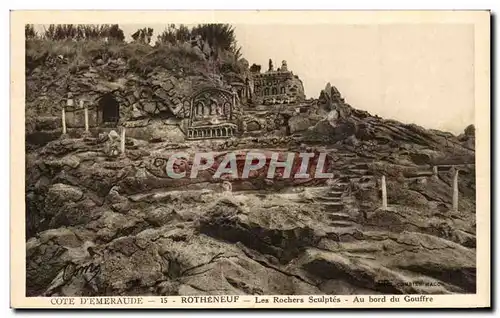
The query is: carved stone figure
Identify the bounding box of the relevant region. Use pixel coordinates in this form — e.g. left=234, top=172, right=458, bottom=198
left=104, top=138, right=120, bottom=158
left=221, top=181, right=232, bottom=193
left=103, top=130, right=121, bottom=157
left=187, top=87, right=238, bottom=140
left=281, top=60, right=288, bottom=72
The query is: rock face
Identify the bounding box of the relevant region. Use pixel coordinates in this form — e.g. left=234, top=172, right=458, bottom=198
left=25, top=40, right=244, bottom=146
left=25, top=48, right=476, bottom=297
left=26, top=182, right=476, bottom=296
left=457, top=124, right=475, bottom=150
left=27, top=64, right=210, bottom=129
left=303, top=84, right=475, bottom=158
left=25, top=112, right=476, bottom=296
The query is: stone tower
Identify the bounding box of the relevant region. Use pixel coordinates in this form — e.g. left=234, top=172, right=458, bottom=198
left=281, top=60, right=288, bottom=72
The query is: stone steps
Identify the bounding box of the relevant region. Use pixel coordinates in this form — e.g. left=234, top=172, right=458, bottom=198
left=322, top=202, right=344, bottom=211
left=335, top=176, right=351, bottom=183
left=405, top=176, right=429, bottom=182
left=328, top=220, right=357, bottom=228
left=327, top=191, right=343, bottom=197
left=345, top=163, right=370, bottom=170
left=348, top=169, right=371, bottom=176
left=358, top=176, right=376, bottom=183
left=336, top=153, right=358, bottom=158
left=305, top=186, right=330, bottom=193
left=326, top=212, right=355, bottom=222
left=338, top=173, right=373, bottom=179
left=404, top=170, right=434, bottom=177
left=341, top=177, right=360, bottom=183
left=315, top=195, right=342, bottom=202
left=320, top=164, right=373, bottom=230
left=330, top=184, right=348, bottom=191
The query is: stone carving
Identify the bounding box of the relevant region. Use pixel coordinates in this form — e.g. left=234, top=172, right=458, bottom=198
left=108, top=130, right=119, bottom=140
left=265, top=113, right=286, bottom=132
left=221, top=181, right=233, bottom=193
left=281, top=60, right=288, bottom=72
left=249, top=63, right=261, bottom=73
left=251, top=59, right=305, bottom=106
left=187, top=87, right=238, bottom=140
left=144, top=156, right=192, bottom=179
left=103, top=133, right=120, bottom=158
left=319, top=82, right=348, bottom=115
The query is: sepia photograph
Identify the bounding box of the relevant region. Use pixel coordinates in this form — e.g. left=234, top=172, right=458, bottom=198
left=10, top=10, right=491, bottom=309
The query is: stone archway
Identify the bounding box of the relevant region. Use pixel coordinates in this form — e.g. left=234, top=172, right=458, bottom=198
left=98, top=93, right=120, bottom=123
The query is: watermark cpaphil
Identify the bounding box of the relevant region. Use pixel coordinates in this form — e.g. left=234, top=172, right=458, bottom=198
left=157, top=151, right=335, bottom=180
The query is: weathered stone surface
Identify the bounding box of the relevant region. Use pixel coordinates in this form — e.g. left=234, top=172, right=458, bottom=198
left=288, top=115, right=312, bottom=133
left=26, top=177, right=476, bottom=296
left=130, top=103, right=146, bottom=119
left=35, top=116, right=61, bottom=131
left=142, top=102, right=157, bottom=114
left=25, top=55, right=476, bottom=297
left=45, top=183, right=84, bottom=209
left=409, top=152, right=432, bottom=165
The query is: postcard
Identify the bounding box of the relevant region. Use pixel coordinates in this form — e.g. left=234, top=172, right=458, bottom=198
left=11, top=10, right=490, bottom=309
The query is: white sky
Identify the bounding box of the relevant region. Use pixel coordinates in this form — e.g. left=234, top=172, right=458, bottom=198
left=35, top=23, right=475, bottom=134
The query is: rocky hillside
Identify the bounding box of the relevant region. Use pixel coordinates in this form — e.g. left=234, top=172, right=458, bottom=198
left=25, top=38, right=248, bottom=143
left=25, top=113, right=476, bottom=297
left=25, top=37, right=476, bottom=297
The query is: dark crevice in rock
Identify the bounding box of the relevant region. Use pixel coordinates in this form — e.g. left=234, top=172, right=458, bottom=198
left=239, top=247, right=317, bottom=288
left=198, top=213, right=320, bottom=265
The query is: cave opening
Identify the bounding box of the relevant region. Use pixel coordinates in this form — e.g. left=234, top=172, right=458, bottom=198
left=98, top=93, right=120, bottom=124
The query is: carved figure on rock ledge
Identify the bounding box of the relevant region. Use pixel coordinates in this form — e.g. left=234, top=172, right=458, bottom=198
left=104, top=130, right=120, bottom=157
left=281, top=60, right=288, bottom=72
left=221, top=181, right=233, bottom=194
left=108, top=130, right=120, bottom=141
left=104, top=141, right=120, bottom=158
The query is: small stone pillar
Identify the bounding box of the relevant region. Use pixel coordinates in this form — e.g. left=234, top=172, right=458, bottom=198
left=120, top=127, right=126, bottom=154
left=432, top=166, right=438, bottom=180
left=67, top=95, right=74, bottom=107
left=63, top=94, right=74, bottom=135
left=61, top=106, right=67, bottom=135
left=381, top=175, right=387, bottom=210
left=231, top=92, right=236, bottom=119
left=84, top=105, right=89, bottom=132
left=452, top=168, right=459, bottom=212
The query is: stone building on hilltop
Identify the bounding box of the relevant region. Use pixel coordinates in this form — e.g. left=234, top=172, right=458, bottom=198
left=250, top=59, right=305, bottom=106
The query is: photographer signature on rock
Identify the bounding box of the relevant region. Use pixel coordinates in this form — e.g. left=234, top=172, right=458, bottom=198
left=62, top=261, right=101, bottom=283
